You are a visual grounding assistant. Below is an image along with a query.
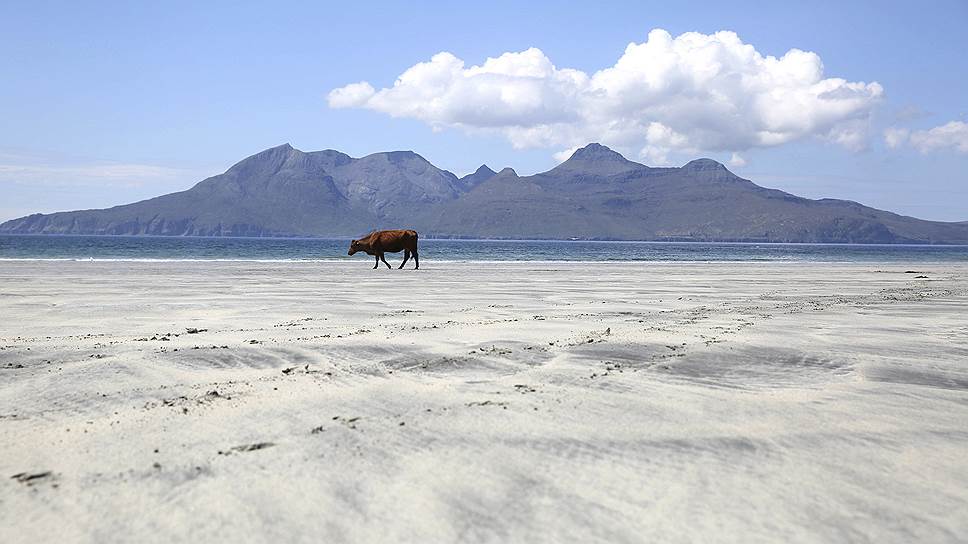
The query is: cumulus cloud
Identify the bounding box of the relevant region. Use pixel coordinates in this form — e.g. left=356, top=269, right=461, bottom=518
left=912, top=121, right=968, bottom=153
left=883, top=121, right=968, bottom=153
left=328, top=29, right=884, bottom=162
left=327, top=81, right=376, bottom=108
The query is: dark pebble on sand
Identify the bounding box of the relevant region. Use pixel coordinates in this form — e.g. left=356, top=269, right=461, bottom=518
left=228, top=442, right=274, bottom=453
left=11, top=471, right=52, bottom=485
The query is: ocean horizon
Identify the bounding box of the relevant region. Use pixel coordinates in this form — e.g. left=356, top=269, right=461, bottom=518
left=2, top=234, right=967, bottom=262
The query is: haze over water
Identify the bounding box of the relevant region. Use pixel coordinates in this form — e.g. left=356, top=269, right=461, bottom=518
left=1, top=235, right=966, bottom=262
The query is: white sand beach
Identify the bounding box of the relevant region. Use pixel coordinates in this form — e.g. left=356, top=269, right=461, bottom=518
left=1, top=260, right=967, bottom=543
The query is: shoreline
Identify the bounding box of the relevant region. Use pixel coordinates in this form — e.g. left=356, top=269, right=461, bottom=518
left=0, top=257, right=965, bottom=264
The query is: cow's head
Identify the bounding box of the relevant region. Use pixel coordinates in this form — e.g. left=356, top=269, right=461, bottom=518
left=348, top=239, right=361, bottom=255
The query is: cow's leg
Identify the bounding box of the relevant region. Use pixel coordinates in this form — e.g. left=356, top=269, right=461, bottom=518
left=412, top=250, right=419, bottom=270
left=380, top=254, right=392, bottom=269
left=399, top=249, right=410, bottom=269
left=372, top=255, right=379, bottom=269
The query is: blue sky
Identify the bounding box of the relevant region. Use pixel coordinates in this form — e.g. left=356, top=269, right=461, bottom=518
left=1, top=0, right=966, bottom=222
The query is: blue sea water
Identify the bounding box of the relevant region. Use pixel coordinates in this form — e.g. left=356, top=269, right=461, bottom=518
left=1, top=235, right=966, bottom=262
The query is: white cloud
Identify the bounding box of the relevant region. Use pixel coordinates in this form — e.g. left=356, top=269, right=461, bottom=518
left=883, top=127, right=910, bottom=149
left=329, top=29, right=884, bottom=162
left=729, top=153, right=747, bottom=168
left=552, top=146, right=580, bottom=163
left=884, top=121, right=968, bottom=153
left=910, top=121, right=968, bottom=153
left=640, top=146, right=673, bottom=166
left=327, top=81, right=376, bottom=108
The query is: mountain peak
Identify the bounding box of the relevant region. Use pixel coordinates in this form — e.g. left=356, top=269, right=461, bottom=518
left=682, top=158, right=726, bottom=172
left=498, top=167, right=518, bottom=176
left=568, top=143, right=628, bottom=162
left=363, top=150, right=436, bottom=167
left=458, top=164, right=498, bottom=188
left=550, top=143, right=642, bottom=176
left=256, top=142, right=298, bottom=156
left=259, top=143, right=297, bottom=156
left=307, top=148, right=354, bottom=169
left=226, top=143, right=302, bottom=175
left=680, top=158, right=740, bottom=183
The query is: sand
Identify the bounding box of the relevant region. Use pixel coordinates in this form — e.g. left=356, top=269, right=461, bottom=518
left=1, top=260, right=967, bottom=543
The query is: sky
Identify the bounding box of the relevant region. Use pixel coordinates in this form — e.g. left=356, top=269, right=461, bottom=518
left=1, top=0, right=967, bottom=222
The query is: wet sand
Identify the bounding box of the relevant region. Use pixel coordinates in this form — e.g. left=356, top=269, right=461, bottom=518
left=1, top=260, right=967, bottom=542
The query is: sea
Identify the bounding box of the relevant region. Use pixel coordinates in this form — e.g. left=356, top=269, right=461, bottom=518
left=1, top=235, right=966, bottom=263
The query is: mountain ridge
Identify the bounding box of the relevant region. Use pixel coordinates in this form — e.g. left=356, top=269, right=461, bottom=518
left=2, top=143, right=967, bottom=243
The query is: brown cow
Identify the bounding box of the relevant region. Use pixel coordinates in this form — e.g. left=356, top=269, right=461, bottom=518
left=348, top=229, right=419, bottom=270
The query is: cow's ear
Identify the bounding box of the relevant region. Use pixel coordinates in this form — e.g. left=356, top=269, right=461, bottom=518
left=351, top=239, right=356, bottom=243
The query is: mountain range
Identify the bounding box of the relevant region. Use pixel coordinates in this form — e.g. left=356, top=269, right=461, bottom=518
left=3, top=143, right=967, bottom=243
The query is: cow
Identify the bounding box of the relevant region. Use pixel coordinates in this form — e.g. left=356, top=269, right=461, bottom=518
left=348, top=229, right=419, bottom=270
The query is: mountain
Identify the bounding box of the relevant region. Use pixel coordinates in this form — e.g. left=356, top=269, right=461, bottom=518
left=3, top=143, right=967, bottom=243
left=413, top=146, right=968, bottom=243
left=458, top=165, right=497, bottom=188
left=0, top=144, right=472, bottom=237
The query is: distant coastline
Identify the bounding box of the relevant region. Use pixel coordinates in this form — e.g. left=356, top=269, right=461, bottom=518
left=4, top=232, right=968, bottom=246
left=4, top=144, right=967, bottom=244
